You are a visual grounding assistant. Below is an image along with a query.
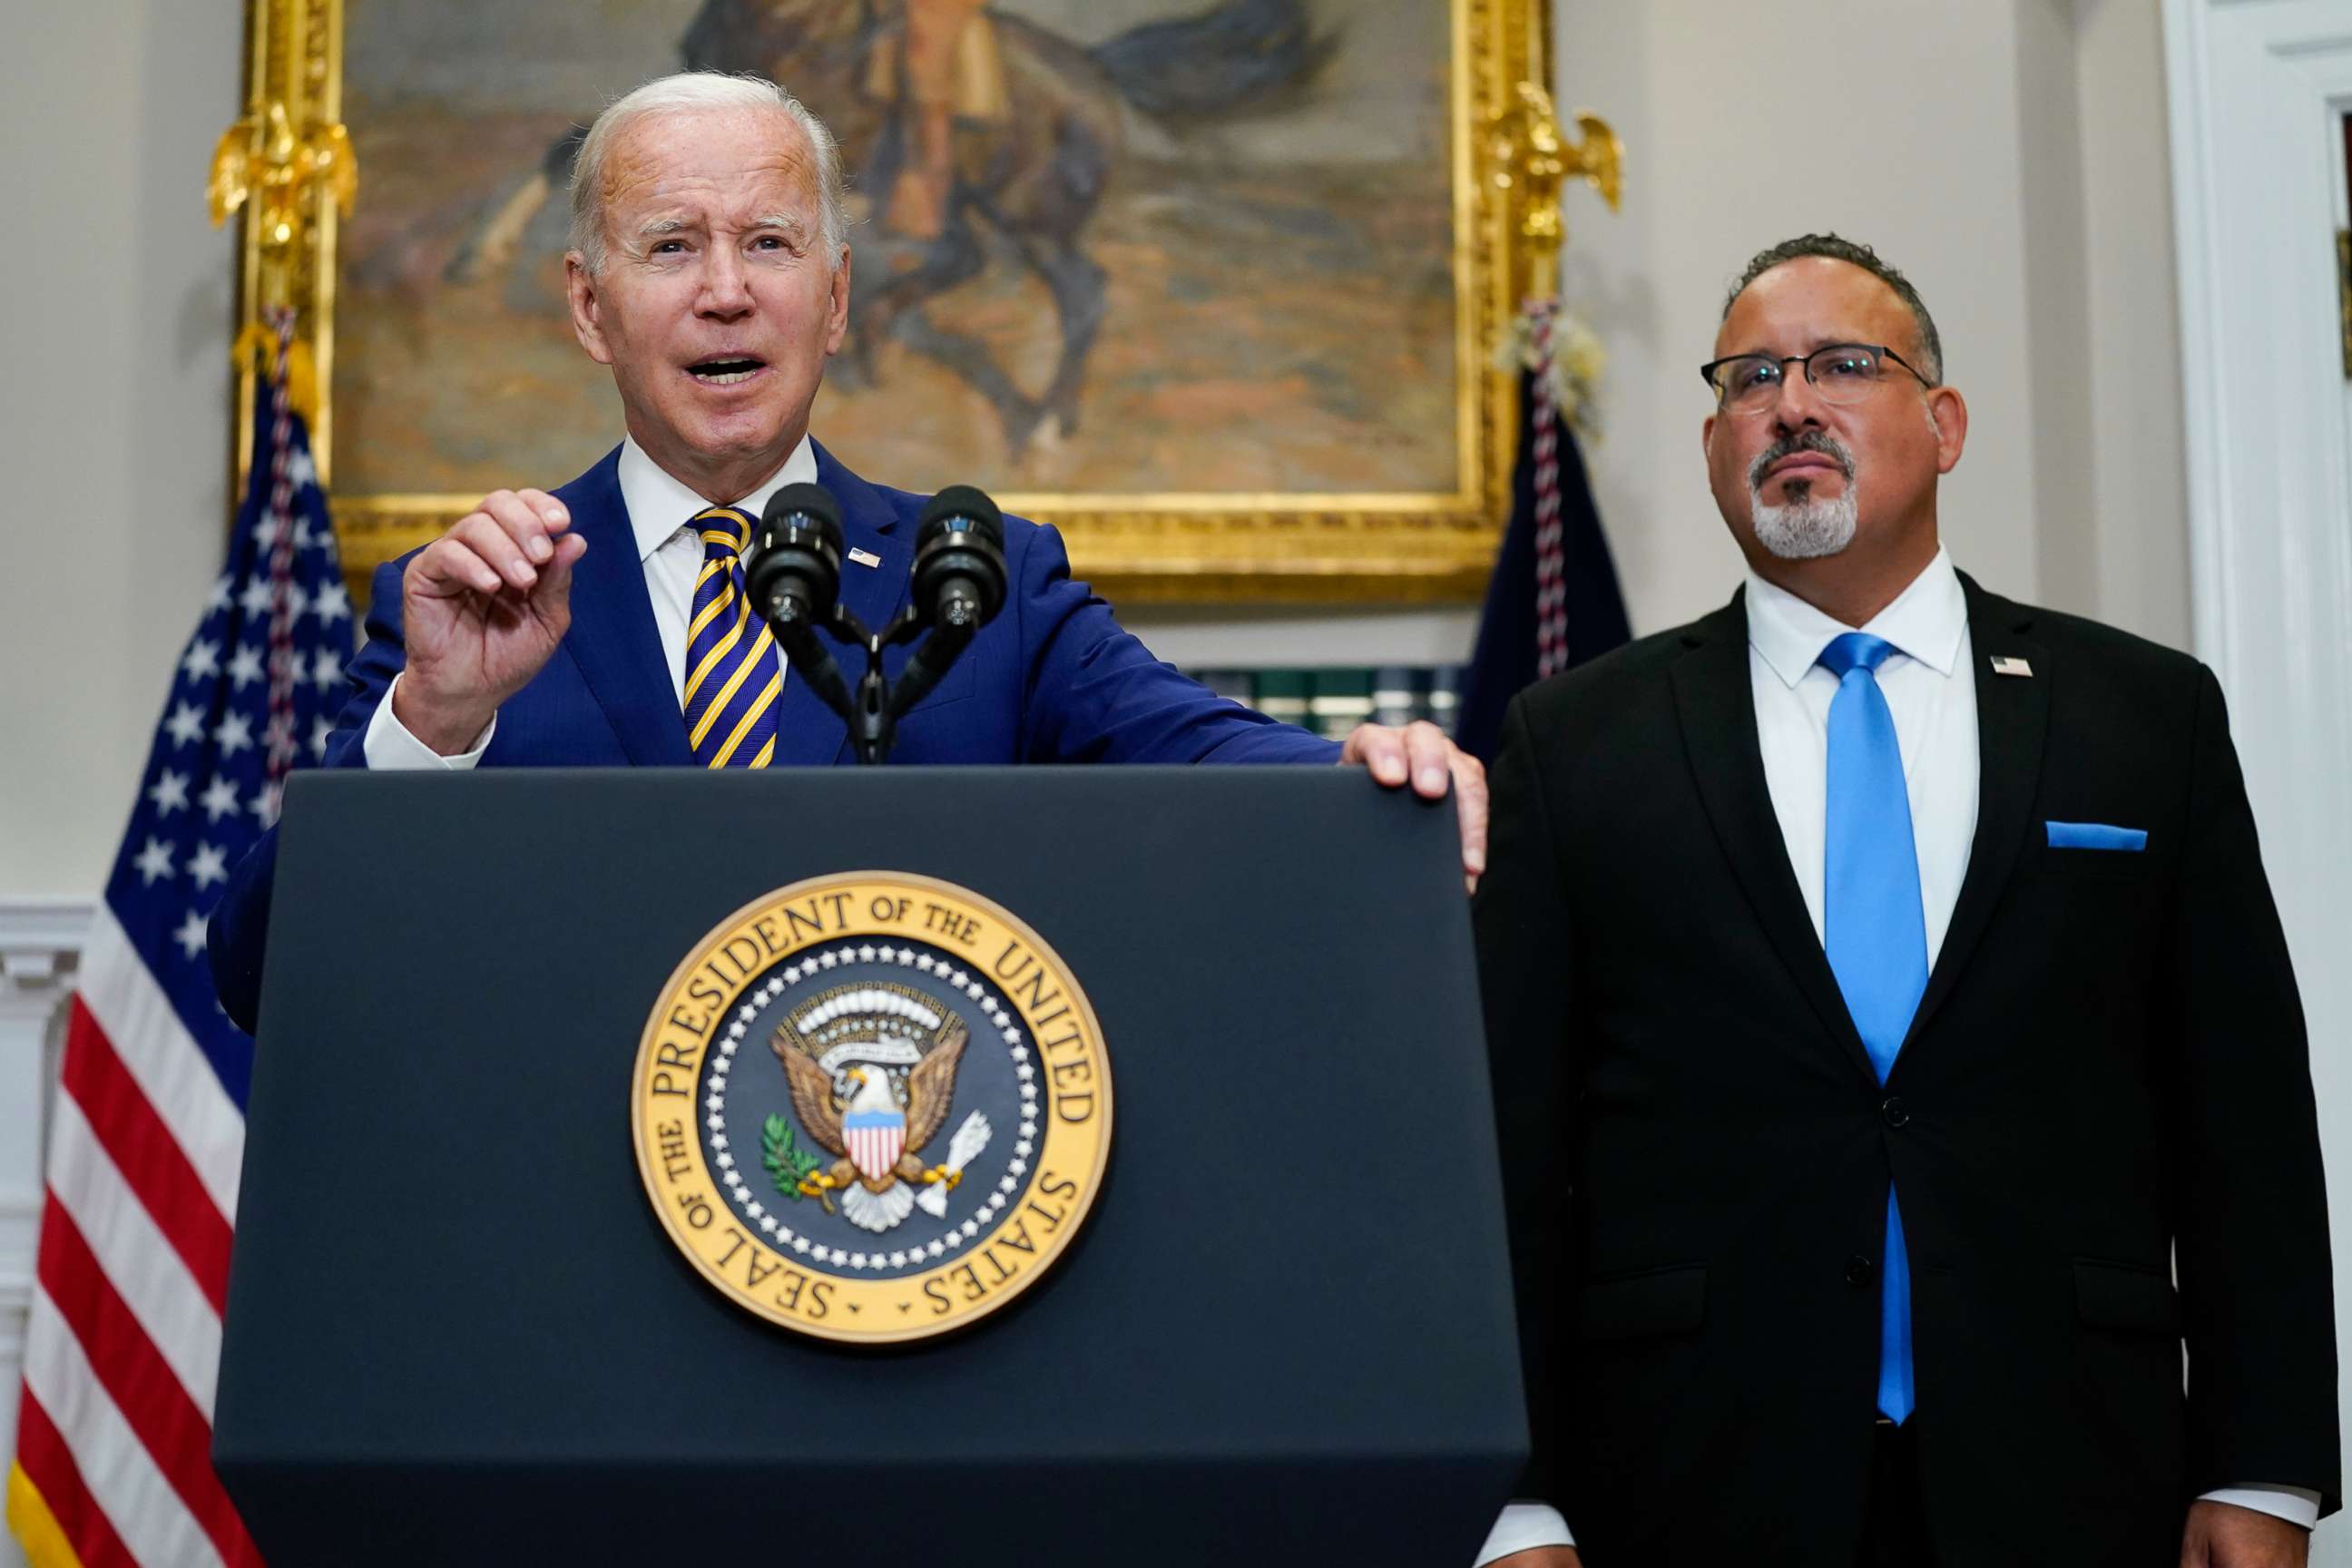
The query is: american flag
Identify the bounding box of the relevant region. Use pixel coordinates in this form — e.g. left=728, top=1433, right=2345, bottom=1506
left=8, top=318, right=349, bottom=1566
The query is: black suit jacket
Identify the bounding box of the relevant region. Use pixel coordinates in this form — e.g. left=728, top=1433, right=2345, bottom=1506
left=1472, top=574, right=2338, bottom=1565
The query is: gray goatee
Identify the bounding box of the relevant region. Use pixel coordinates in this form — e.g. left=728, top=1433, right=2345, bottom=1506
left=1748, top=433, right=1857, bottom=561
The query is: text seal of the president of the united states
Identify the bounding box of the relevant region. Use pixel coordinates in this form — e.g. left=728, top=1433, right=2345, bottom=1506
left=632, top=873, right=1112, bottom=1343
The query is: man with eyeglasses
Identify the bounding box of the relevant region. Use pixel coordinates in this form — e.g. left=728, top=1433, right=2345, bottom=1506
left=1471, top=233, right=2337, bottom=1566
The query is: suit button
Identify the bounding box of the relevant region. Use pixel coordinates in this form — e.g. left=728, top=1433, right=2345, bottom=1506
left=1845, top=1255, right=1875, bottom=1288
left=1880, top=1095, right=1910, bottom=1128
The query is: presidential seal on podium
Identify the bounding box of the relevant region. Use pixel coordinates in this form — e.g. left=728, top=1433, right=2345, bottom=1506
left=632, top=873, right=1112, bottom=1342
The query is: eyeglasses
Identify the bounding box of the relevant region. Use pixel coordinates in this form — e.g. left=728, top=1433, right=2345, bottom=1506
left=1699, top=343, right=1930, bottom=415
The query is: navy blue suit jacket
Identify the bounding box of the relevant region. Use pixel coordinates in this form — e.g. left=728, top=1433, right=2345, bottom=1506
left=209, top=442, right=1336, bottom=1028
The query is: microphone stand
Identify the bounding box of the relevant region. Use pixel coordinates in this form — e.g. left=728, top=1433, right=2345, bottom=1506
left=770, top=600, right=974, bottom=767
left=751, top=484, right=1000, bottom=767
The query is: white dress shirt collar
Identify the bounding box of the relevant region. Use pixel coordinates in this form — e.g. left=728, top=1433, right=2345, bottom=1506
left=1743, top=544, right=1966, bottom=688
left=615, top=435, right=820, bottom=563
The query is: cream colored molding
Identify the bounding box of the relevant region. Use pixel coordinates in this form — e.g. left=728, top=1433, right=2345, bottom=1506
left=0, top=897, right=93, bottom=1404
left=0, top=897, right=93, bottom=990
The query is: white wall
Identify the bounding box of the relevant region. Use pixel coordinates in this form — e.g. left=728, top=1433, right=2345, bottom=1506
left=1553, top=0, right=2191, bottom=645
left=0, top=0, right=239, bottom=899
left=2073, top=0, right=2196, bottom=642
left=0, top=5, right=238, bottom=1561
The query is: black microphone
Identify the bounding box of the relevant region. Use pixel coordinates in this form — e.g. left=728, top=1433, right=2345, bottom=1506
left=910, top=485, right=1007, bottom=632
left=747, top=482, right=854, bottom=720
left=746, top=482, right=844, bottom=627
left=887, top=487, right=1007, bottom=727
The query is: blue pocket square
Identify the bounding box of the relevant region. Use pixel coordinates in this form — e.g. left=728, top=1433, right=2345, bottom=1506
left=2046, top=821, right=2148, bottom=851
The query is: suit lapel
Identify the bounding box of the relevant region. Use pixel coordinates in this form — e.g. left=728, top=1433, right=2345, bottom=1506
left=1671, top=592, right=1879, bottom=1085
left=1896, top=575, right=2049, bottom=1058
left=560, top=452, right=695, bottom=767
left=768, top=444, right=915, bottom=767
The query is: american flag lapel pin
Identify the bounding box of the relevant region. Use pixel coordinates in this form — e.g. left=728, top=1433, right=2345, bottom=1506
left=848, top=547, right=882, bottom=568
left=1991, top=655, right=2034, bottom=678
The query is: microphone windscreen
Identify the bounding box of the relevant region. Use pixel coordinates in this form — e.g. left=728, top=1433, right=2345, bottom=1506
left=916, top=485, right=1004, bottom=545
left=764, top=481, right=844, bottom=550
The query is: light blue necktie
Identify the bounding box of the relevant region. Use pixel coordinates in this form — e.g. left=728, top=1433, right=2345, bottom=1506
left=1818, top=631, right=1927, bottom=1425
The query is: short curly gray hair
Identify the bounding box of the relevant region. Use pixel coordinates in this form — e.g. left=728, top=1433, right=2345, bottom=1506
left=1723, top=233, right=1943, bottom=385
left=568, top=72, right=848, bottom=276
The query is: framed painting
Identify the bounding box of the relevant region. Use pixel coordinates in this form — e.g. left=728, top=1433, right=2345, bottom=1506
left=232, top=0, right=1548, bottom=604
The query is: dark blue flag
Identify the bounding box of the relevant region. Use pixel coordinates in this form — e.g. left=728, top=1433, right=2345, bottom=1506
left=1454, top=364, right=1632, bottom=763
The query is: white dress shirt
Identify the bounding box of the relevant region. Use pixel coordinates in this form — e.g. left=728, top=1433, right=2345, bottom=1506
left=1474, top=548, right=2317, bottom=1563
left=362, top=436, right=818, bottom=767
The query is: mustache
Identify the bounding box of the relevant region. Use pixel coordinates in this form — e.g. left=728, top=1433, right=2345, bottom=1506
left=1749, top=431, right=1855, bottom=490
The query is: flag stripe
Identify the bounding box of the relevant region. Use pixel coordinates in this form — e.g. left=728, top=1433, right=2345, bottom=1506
left=34, top=1207, right=260, bottom=1567
left=22, top=1293, right=227, bottom=1568
left=74, top=907, right=245, bottom=1215
left=58, top=1002, right=233, bottom=1313
left=41, top=1099, right=222, bottom=1422
left=84, top=891, right=250, bottom=1117
left=13, top=1406, right=132, bottom=1568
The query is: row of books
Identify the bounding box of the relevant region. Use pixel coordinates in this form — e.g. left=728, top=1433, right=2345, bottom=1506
left=1186, top=667, right=1465, bottom=740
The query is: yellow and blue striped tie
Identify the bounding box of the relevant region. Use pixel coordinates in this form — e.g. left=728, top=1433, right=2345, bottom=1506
left=681, top=505, right=781, bottom=769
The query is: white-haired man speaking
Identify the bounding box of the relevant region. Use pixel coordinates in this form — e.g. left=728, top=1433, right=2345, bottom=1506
left=209, top=73, right=1485, bottom=1025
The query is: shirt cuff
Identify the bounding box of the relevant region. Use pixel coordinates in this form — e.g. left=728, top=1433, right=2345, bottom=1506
left=1474, top=1501, right=1573, bottom=1563
left=362, top=674, right=495, bottom=769
left=1462, top=1486, right=2316, bottom=1562
left=2199, top=1485, right=2321, bottom=1530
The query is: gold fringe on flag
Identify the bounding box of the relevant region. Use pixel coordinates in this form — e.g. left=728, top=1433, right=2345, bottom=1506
left=6, top=1462, right=84, bottom=1568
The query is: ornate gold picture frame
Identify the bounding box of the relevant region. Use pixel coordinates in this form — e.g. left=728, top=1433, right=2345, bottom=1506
left=226, top=0, right=1564, bottom=606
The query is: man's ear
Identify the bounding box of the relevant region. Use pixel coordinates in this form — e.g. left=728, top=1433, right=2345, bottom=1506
left=567, top=252, right=612, bottom=366
left=1926, top=385, right=1967, bottom=474
left=823, top=246, right=852, bottom=356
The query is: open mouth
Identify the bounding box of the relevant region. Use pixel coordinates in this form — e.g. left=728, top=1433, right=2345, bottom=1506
left=688, top=357, right=767, bottom=387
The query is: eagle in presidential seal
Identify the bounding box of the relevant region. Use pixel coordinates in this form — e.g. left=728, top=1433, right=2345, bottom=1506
left=769, top=985, right=994, bottom=1234
left=632, top=873, right=1112, bottom=1344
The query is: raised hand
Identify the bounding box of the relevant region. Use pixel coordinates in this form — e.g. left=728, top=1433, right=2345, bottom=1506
left=392, top=488, right=586, bottom=755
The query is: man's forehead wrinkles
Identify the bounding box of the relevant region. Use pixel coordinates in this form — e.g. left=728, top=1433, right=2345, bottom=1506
left=609, top=172, right=815, bottom=221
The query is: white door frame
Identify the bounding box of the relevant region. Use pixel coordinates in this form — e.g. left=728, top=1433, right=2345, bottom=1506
left=2166, top=0, right=2352, bottom=1546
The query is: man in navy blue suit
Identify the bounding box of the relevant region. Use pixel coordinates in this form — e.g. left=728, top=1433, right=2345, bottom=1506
left=209, top=71, right=1485, bottom=1030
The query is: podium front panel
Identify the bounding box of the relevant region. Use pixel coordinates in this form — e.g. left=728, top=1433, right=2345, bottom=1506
left=216, top=768, right=1525, bottom=1563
